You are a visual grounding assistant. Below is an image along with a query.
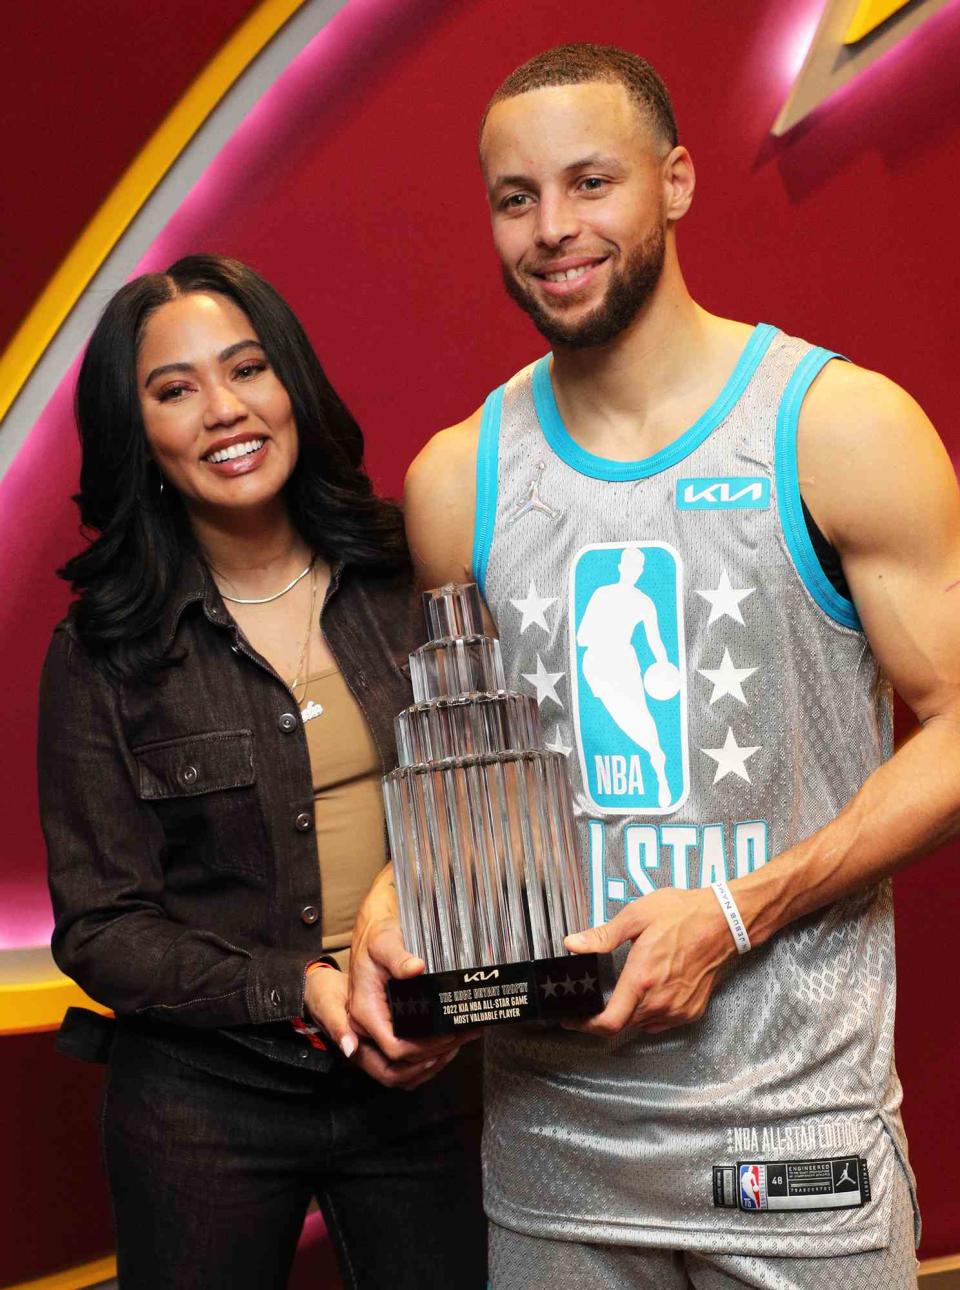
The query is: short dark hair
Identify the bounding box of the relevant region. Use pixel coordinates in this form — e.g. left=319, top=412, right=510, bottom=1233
left=62, top=253, right=407, bottom=680
left=481, top=43, right=678, bottom=151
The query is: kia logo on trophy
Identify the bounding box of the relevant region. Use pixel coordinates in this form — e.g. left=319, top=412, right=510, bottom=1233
left=383, top=582, right=602, bottom=1036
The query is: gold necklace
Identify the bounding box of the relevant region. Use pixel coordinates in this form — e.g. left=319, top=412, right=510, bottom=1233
left=289, top=563, right=319, bottom=709
left=218, top=559, right=313, bottom=604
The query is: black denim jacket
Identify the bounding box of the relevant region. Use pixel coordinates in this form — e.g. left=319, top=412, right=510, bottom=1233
left=39, top=555, right=420, bottom=1083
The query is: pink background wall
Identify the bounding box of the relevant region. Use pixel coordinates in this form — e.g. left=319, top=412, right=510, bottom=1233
left=2, top=0, right=958, bottom=1279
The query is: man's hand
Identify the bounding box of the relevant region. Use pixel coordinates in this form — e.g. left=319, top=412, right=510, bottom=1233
left=348, top=865, right=469, bottom=1070
left=563, top=887, right=738, bottom=1036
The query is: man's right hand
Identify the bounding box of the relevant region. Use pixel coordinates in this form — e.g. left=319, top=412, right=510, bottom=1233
left=348, top=864, right=470, bottom=1072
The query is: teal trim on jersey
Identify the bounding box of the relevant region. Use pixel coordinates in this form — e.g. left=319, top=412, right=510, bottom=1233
left=530, top=322, right=779, bottom=481
left=472, top=382, right=505, bottom=598
left=774, top=347, right=861, bottom=630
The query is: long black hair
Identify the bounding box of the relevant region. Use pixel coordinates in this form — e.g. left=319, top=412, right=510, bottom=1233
left=60, top=254, right=408, bottom=681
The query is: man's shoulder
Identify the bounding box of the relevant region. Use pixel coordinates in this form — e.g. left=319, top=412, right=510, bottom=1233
left=799, top=357, right=932, bottom=475
left=406, top=407, right=484, bottom=496
left=803, top=357, right=916, bottom=430
left=797, top=354, right=947, bottom=549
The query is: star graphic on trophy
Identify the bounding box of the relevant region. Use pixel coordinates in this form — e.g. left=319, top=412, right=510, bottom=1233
left=579, top=971, right=598, bottom=994
left=541, top=976, right=559, bottom=998
left=561, top=975, right=577, bottom=995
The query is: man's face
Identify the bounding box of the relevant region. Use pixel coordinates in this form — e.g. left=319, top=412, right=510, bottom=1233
left=481, top=80, right=669, bottom=349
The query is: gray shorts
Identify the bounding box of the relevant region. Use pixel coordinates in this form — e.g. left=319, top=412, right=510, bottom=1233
left=489, top=1169, right=918, bottom=1290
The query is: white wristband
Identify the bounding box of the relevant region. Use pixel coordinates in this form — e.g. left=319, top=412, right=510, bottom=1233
left=711, top=881, right=751, bottom=955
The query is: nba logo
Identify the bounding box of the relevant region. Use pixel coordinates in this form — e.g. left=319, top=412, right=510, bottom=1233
left=740, top=1165, right=763, bottom=1210
left=569, top=542, right=689, bottom=815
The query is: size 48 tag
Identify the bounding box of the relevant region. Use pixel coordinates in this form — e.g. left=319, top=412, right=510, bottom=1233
left=713, top=1157, right=870, bottom=1212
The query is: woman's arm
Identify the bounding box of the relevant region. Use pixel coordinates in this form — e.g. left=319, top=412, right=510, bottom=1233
left=40, top=627, right=309, bottom=1029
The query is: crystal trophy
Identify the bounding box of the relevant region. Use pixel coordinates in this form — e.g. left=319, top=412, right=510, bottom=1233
left=383, top=583, right=601, bottom=1037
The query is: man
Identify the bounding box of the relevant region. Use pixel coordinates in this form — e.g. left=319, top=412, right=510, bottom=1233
left=350, top=43, right=960, bottom=1288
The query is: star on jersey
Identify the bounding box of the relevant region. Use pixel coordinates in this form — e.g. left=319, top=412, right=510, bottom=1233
left=695, top=570, right=755, bottom=626
left=701, top=727, right=761, bottom=784
left=698, top=649, right=758, bottom=705
left=545, top=726, right=572, bottom=757
left=522, top=654, right=564, bottom=707
left=510, top=581, right=556, bottom=635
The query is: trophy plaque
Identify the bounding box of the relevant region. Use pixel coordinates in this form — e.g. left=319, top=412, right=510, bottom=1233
left=383, top=583, right=601, bottom=1037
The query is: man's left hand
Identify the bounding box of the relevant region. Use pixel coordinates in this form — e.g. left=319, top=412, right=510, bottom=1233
left=563, top=887, right=738, bottom=1036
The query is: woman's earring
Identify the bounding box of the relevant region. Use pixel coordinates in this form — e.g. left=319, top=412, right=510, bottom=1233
left=159, top=474, right=165, bottom=498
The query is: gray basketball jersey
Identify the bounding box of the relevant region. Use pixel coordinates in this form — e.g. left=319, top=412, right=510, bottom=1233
left=474, top=325, right=917, bottom=1256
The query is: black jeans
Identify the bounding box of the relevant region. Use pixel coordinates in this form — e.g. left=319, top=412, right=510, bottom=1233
left=103, top=1027, right=486, bottom=1289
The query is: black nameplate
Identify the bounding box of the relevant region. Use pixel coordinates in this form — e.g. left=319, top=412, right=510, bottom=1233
left=387, top=953, right=603, bottom=1038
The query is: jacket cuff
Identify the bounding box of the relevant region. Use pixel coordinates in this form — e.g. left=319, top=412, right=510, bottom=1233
left=246, top=949, right=315, bottom=1024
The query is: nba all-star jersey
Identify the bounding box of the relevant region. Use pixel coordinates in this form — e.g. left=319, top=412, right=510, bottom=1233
left=474, top=324, right=918, bottom=1256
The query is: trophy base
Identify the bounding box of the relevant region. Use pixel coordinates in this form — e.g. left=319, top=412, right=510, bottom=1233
left=387, top=952, right=602, bottom=1038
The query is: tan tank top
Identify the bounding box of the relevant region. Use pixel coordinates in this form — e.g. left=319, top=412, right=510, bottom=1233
left=300, top=666, right=387, bottom=969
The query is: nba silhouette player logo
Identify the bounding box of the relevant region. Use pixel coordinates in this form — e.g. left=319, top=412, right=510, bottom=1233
left=570, top=542, right=688, bottom=814
left=740, top=1165, right=763, bottom=1210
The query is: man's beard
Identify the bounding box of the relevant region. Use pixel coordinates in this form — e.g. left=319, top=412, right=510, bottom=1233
left=502, top=224, right=666, bottom=350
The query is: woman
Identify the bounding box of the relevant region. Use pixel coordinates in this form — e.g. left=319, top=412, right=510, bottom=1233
left=39, top=255, right=485, bottom=1289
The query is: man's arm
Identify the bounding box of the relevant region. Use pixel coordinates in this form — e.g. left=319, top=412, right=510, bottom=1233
left=404, top=412, right=484, bottom=591
left=347, top=412, right=486, bottom=1057
left=567, top=361, right=960, bottom=1034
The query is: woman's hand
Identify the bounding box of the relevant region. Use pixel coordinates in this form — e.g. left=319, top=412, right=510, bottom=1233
left=304, top=960, right=455, bottom=1090
left=348, top=865, right=470, bottom=1071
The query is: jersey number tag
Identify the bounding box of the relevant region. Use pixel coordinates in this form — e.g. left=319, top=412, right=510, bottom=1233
left=713, top=1157, right=871, bottom=1212
left=569, top=542, right=689, bottom=815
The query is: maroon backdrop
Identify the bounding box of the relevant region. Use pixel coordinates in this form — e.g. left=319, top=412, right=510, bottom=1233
left=1, top=0, right=958, bottom=1279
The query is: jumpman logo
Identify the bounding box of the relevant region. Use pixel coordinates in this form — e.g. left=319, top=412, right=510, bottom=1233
left=835, top=1161, right=857, bottom=1190
left=577, top=546, right=678, bottom=808
left=512, top=461, right=561, bottom=522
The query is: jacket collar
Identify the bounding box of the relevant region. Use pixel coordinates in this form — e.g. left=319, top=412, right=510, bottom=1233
left=157, top=552, right=216, bottom=652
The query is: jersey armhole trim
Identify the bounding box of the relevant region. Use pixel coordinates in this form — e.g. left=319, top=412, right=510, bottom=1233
left=774, top=347, right=861, bottom=631
left=471, top=382, right=505, bottom=600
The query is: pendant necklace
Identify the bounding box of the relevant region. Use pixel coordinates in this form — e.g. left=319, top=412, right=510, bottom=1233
left=289, top=564, right=324, bottom=723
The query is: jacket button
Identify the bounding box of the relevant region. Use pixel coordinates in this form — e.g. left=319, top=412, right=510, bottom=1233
left=269, top=987, right=281, bottom=1008
left=180, top=765, right=199, bottom=786
left=300, top=905, right=319, bottom=925
left=278, top=712, right=298, bottom=733
left=295, top=812, right=312, bottom=832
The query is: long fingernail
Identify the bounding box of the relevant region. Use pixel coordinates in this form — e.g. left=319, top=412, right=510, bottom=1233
left=340, top=1035, right=357, bottom=1059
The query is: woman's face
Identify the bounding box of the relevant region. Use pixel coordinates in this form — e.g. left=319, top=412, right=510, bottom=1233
left=136, top=291, right=299, bottom=518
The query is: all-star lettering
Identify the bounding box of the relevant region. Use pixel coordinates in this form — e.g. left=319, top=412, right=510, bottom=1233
left=589, top=819, right=770, bottom=923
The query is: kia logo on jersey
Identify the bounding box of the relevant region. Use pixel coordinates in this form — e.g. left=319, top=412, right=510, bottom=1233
left=675, top=477, right=770, bottom=510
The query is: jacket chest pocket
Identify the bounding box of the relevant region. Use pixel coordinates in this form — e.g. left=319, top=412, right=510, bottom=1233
left=132, top=731, right=270, bottom=883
